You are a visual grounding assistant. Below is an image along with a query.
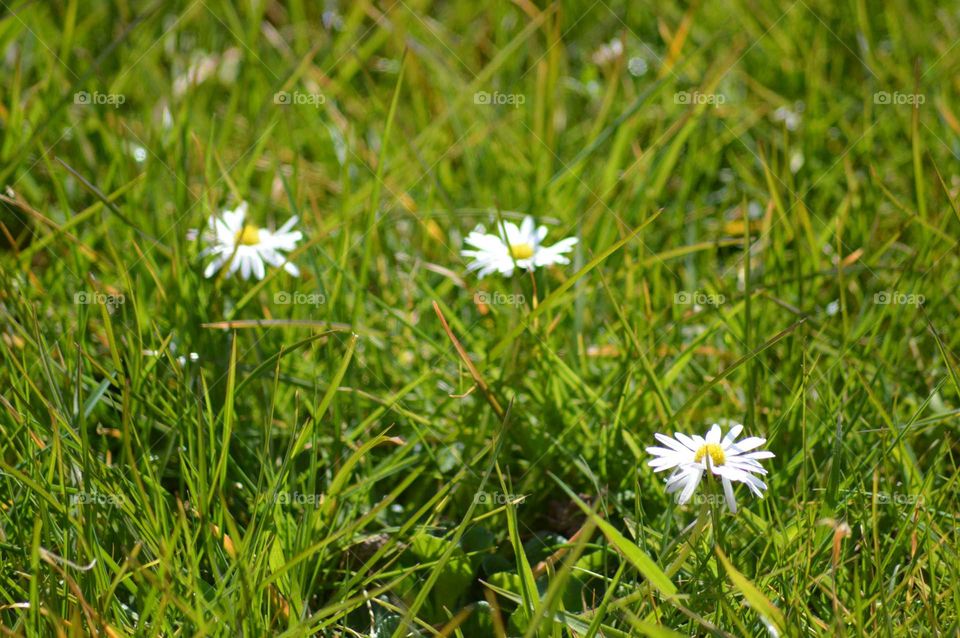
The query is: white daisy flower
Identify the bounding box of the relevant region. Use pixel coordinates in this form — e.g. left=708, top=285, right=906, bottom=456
left=461, top=215, right=578, bottom=278
left=190, top=201, right=302, bottom=280
left=142, top=344, right=199, bottom=367
left=646, top=423, right=774, bottom=513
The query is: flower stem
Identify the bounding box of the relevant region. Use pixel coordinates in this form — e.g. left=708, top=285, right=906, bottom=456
left=703, top=468, right=725, bottom=552
left=704, top=473, right=727, bottom=602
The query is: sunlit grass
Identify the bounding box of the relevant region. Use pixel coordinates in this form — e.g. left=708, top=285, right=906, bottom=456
left=1, top=1, right=958, bottom=636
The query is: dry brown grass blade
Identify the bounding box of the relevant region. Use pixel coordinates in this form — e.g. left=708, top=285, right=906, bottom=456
left=432, top=300, right=505, bottom=419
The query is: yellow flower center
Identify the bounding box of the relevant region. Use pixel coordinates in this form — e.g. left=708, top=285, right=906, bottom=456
left=694, top=443, right=726, bottom=466
left=509, top=242, right=535, bottom=260
left=236, top=224, right=261, bottom=246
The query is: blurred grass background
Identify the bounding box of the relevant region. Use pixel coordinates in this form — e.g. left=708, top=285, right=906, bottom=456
left=1, top=0, right=959, bottom=635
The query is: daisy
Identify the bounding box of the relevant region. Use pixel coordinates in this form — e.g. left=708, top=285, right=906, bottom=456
left=190, top=201, right=302, bottom=280
left=646, top=423, right=774, bottom=513
left=461, top=215, right=578, bottom=278
left=142, top=344, right=199, bottom=367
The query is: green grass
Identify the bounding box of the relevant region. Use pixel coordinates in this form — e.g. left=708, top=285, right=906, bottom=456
left=1, top=0, right=959, bottom=635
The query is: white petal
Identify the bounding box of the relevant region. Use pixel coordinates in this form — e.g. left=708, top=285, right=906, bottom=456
left=222, top=205, right=246, bottom=233
left=677, top=467, right=703, bottom=504
left=722, top=477, right=738, bottom=513
left=264, top=230, right=302, bottom=250
left=519, top=215, right=535, bottom=239
left=277, top=215, right=299, bottom=234
left=665, top=468, right=692, bottom=491
left=741, top=473, right=768, bottom=497
left=722, top=423, right=744, bottom=447
left=741, top=450, right=775, bottom=460
left=549, top=236, right=578, bottom=252
left=714, top=465, right=751, bottom=482
left=648, top=456, right=686, bottom=472
left=646, top=445, right=687, bottom=458
left=463, top=235, right=509, bottom=268
left=654, top=433, right=693, bottom=455
left=674, top=432, right=701, bottom=452
left=476, top=264, right=496, bottom=278
left=516, top=258, right=537, bottom=272
left=257, top=247, right=286, bottom=267
left=215, top=217, right=238, bottom=243
left=725, top=453, right=768, bottom=467
left=227, top=254, right=243, bottom=278
left=533, top=247, right=569, bottom=267
left=535, top=238, right=577, bottom=266
left=501, top=221, right=522, bottom=244
left=464, top=258, right=490, bottom=273
left=730, top=437, right=766, bottom=453
left=706, top=424, right=722, bottom=444
left=251, top=254, right=265, bottom=280
left=203, top=255, right=225, bottom=278
left=725, top=459, right=767, bottom=475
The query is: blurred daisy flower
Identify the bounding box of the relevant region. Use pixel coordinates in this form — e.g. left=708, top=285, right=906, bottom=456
left=461, top=215, right=578, bottom=278
left=189, top=201, right=302, bottom=280
left=591, top=37, right=624, bottom=66
left=142, top=347, right=199, bottom=367
left=646, top=423, right=773, bottom=513
left=173, top=48, right=241, bottom=97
